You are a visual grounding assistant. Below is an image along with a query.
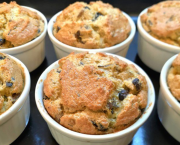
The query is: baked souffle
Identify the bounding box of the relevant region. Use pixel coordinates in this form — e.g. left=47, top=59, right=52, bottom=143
left=0, top=53, right=24, bottom=115
left=141, top=1, right=180, bottom=47
left=0, top=1, right=44, bottom=49
left=167, top=53, right=180, bottom=102
left=53, top=1, right=131, bottom=49
left=43, top=52, right=148, bottom=134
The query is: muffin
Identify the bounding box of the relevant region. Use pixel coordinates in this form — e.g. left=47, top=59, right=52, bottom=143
left=141, top=1, right=180, bottom=47
left=43, top=52, right=148, bottom=135
left=53, top=1, right=131, bottom=49
left=0, top=53, right=24, bottom=115
left=0, top=1, right=44, bottom=49
left=167, top=53, right=180, bottom=101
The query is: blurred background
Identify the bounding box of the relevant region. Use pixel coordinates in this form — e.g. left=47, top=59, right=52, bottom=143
left=1, top=0, right=162, bottom=18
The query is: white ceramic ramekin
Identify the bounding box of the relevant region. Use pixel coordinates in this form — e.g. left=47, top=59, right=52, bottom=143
left=0, top=54, right=31, bottom=145
left=48, top=11, right=136, bottom=59
left=35, top=52, right=155, bottom=145
left=0, top=6, right=47, bottom=72
left=158, top=54, right=180, bottom=142
left=137, top=8, right=180, bottom=73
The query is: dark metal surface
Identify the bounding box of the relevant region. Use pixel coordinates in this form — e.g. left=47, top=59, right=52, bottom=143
left=11, top=31, right=180, bottom=145
left=2, top=0, right=162, bottom=17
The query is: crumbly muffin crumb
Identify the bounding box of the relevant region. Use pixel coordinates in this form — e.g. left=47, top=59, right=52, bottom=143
left=53, top=1, right=131, bottom=49
left=43, top=52, right=148, bottom=134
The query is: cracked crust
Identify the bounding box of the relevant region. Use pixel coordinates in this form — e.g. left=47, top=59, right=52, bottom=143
left=43, top=52, right=148, bottom=134
left=53, top=1, right=131, bottom=49
left=0, top=1, right=44, bottom=48
left=0, top=53, right=24, bottom=115
left=167, top=53, right=180, bottom=101
left=141, top=1, right=180, bottom=46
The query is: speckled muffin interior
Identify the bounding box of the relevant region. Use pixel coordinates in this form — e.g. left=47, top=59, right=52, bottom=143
left=0, top=53, right=24, bottom=115
left=43, top=52, right=148, bottom=135
left=141, top=1, right=180, bottom=47
left=167, top=53, right=180, bottom=102
left=0, top=1, right=44, bottom=49
left=53, top=1, right=131, bottom=49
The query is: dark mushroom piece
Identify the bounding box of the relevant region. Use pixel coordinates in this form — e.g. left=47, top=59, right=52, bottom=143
left=118, top=89, right=128, bottom=101
left=132, top=78, right=141, bottom=91
left=0, top=39, right=5, bottom=45
left=6, top=82, right=13, bottom=87
left=92, top=12, right=103, bottom=21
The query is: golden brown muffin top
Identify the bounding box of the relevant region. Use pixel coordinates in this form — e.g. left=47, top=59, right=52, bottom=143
left=167, top=53, right=180, bottom=101
left=0, top=53, right=24, bottom=115
left=0, top=1, right=44, bottom=48
left=43, top=52, right=148, bottom=134
left=141, top=1, right=180, bottom=46
left=53, top=1, right=131, bottom=49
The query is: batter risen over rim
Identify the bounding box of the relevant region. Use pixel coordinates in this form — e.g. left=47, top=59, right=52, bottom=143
left=141, top=1, right=180, bottom=47
left=53, top=1, right=131, bottom=49
left=168, top=53, right=180, bottom=101
left=43, top=52, right=148, bottom=135
left=0, top=53, right=24, bottom=115
left=0, top=1, right=44, bottom=49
